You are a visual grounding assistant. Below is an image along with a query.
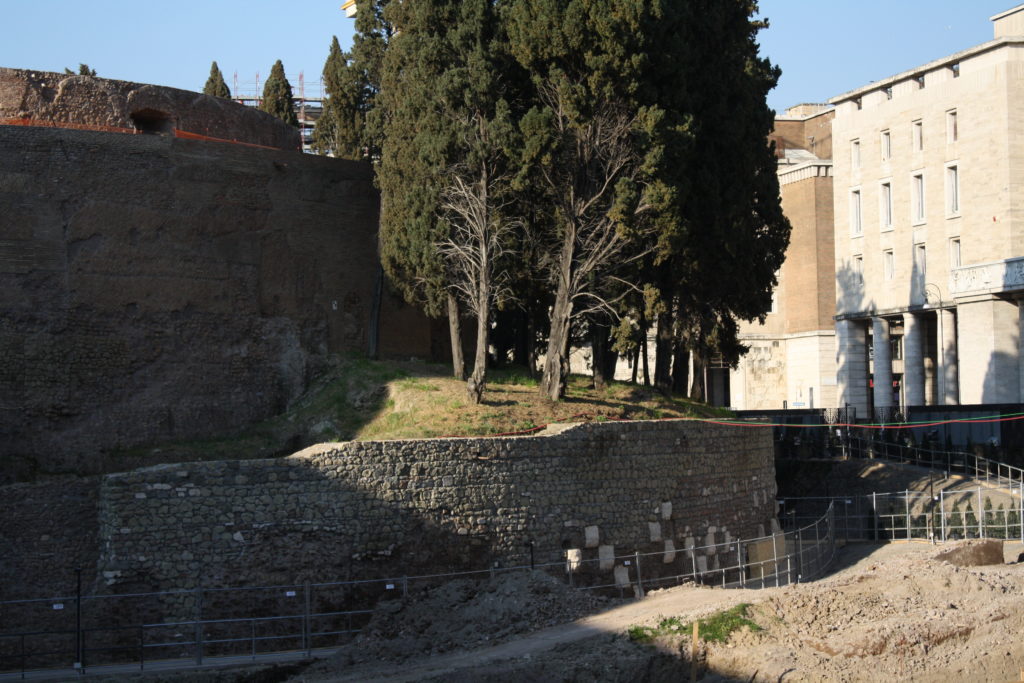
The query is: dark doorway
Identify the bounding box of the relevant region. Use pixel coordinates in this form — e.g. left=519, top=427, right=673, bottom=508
left=130, top=108, right=174, bottom=135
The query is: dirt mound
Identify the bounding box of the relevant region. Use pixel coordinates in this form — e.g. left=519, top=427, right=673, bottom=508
left=934, top=538, right=1005, bottom=566
left=704, top=544, right=1024, bottom=681
left=308, top=570, right=618, bottom=674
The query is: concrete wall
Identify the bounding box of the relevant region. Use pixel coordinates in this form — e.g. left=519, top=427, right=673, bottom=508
left=0, top=67, right=299, bottom=150
left=0, top=126, right=436, bottom=478
left=95, top=421, right=776, bottom=595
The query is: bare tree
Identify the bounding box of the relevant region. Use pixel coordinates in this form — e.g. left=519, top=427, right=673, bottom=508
left=438, top=152, right=518, bottom=404
left=531, top=86, right=652, bottom=401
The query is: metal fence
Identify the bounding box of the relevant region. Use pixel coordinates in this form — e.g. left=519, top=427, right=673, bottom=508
left=0, top=505, right=838, bottom=678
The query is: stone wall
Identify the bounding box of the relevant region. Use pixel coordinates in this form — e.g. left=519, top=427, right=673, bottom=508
left=0, top=67, right=299, bottom=150
left=0, top=126, right=437, bottom=479
left=96, top=420, right=776, bottom=595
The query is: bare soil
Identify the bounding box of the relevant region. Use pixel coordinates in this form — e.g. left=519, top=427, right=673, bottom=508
left=288, top=540, right=1024, bottom=682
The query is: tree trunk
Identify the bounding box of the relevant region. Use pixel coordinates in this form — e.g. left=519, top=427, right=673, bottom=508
left=690, top=349, right=706, bottom=402
left=631, top=345, right=639, bottom=384
left=541, top=287, right=572, bottom=400
left=447, top=291, right=465, bottom=381
left=591, top=319, right=613, bottom=390
left=671, top=339, right=689, bottom=395
left=653, top=310, right=674, bottom=393
left=640, top=309, right=650, bottom=387
left=467, top=281, right=489, bottom=404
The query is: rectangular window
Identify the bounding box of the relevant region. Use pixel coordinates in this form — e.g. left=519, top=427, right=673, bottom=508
left=851, top=139, right=861, bottom=168
left=914, top=244, right=927, bottom=279
left=853, top=254, right=864, bottom=284
left=912, top=120, right=923, bottom=151
left=884, top=86, right=893, bottom=100
left=914, top=73, right=926, bottom=89
left=950, top=238, right=961, bottom=268
left=912, top=172, right=926, bottom=224
left=950, top=62, right=960, bottom=78
left=947, top=109, right=958, bottom=142
left=883, top=249, right=895, bottom=280
left=880, top=181, right=893, bottom=230
left=851, top=189, right=863, bottom=235
left=881, top=130, right=891, bottom=160
left=946, top=163, right=960, bottom=215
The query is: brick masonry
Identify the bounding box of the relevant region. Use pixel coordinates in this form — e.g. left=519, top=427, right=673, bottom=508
left=0, top=125, right=437, bottom=480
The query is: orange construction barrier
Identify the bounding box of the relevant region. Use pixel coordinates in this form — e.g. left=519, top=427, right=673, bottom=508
left=1, top=117, right=298, bottom=151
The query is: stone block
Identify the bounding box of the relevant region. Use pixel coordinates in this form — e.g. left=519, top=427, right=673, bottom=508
left=598, top=544, right=615, bottom=571
left=660, top=501, right=672, bottom=520
left=648, top=522, right=662, bottom=542
left=584, top=525, right=600, bottom=548
left=566, top=548, right=582, bottom=573
left=662, top=539, right=676, bottom=563
left=696, top=555, right=708, bottom=575
left=613, top=564, right=630, bottom=588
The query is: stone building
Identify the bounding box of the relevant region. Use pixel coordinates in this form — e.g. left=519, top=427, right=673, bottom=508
left=832, top=4, right=1024, bottom=415
left=730, top=104, right=837, bottom=410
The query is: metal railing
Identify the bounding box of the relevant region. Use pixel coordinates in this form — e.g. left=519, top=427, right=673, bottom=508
left=0, top=505, right=838, bottom=678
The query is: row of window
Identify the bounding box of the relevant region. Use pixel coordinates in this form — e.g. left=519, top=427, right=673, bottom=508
left=850, top=110, right=958, bottom=167
left=850, top=238, right=961, bottom=284
left=850, top=164, right=959, bottom=235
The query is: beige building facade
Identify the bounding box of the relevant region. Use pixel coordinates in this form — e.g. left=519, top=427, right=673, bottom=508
left=731, top=105, right=838, bottom=410
left=832, top=5, right=1024, bottom=415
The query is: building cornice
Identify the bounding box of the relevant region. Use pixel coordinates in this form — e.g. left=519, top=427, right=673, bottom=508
left=829, top=37, right=1024, bottom=105
left=777, top=160, right=832, bottom=186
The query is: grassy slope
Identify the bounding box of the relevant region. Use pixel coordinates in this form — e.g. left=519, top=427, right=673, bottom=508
left=109, top=354, right=732, bottom=467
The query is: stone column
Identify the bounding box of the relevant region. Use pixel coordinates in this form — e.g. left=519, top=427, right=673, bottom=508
left=957, top=298, right=1020, bottom=403
left=872, top=317, right=893, bottom=409
left=903, top=313, right=925, bottom=407
left=937, top=309, right=959, bottom=405
left=836, top=319, right=869, bottom=417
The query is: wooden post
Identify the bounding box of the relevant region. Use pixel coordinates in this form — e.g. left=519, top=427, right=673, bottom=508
left=690, top=620, right=699, bottom=683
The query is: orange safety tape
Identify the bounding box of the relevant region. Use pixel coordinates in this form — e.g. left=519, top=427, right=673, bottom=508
left=1, top=118, right=298, bottom=151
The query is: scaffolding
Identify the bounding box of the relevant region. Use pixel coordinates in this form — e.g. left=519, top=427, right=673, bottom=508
left=230, top=70, right=325, bottom=153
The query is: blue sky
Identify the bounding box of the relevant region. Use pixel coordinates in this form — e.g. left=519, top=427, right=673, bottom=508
left=0, top=1, right=1016, bottom=112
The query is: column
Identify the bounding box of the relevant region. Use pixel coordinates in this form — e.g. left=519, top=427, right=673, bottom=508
left=872, top=317, right=893, bottom=409
left=939, top=308, right=959, bottom=405
left=903, top=313, right=925, bottom=407
left=835, top=319, right=869, bottom=417
left=957, top=298, right=1019, bottom=403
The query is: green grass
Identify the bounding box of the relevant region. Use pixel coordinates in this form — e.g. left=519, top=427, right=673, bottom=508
left=628, top=604, right=761, bottom=645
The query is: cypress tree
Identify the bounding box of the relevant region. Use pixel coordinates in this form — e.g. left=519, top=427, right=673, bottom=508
left=260, top=60, right=298, bottom=126
left=313, top=36, right=372, bottom=159
left=203, top=61, right=231, bottom=99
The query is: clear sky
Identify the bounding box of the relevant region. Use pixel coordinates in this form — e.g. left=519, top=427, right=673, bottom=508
left=0, top=1, right=1018, bottom=111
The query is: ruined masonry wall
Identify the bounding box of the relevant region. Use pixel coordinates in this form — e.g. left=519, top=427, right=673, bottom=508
left=98, top=420, right=776, bottom=592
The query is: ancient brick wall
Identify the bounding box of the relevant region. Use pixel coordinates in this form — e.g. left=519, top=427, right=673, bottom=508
left=0, top=68, right=299, bottom=150
left=0, top=126, right=435, bottom=479
left=95, top=421, right=776, bottom=596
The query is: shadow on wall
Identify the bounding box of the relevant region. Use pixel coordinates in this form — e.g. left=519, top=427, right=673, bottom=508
left=834, top=259, right=877, bottom=414
left=983, top=349, right=1020, bottom=405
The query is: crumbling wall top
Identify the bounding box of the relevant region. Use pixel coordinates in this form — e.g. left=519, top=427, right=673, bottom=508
left=0, top=67, right=300, bottom=150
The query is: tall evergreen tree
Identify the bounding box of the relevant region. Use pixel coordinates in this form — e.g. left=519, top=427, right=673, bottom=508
left=313, top=37, right=367, bottom=159
left=644, top=0, right=789, bottom=394
left=260, top=59, right=298, bottom=126
left=507, top=0, right=661, bottom=400
left=203, top=61, right=231, bottom=98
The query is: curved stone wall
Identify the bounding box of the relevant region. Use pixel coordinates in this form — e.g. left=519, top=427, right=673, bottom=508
left=0, top=67, right=299, bottom=150
left=96, top=420, right=777, bottom=593
left=0, top=126, right=436, bottom=478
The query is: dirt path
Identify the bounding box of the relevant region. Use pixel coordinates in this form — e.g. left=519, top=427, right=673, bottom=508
left=299, top=541, right=999, bottom=682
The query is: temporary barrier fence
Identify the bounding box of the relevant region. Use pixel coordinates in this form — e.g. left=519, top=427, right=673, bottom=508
left=0, top=503, right=837, bottom=678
